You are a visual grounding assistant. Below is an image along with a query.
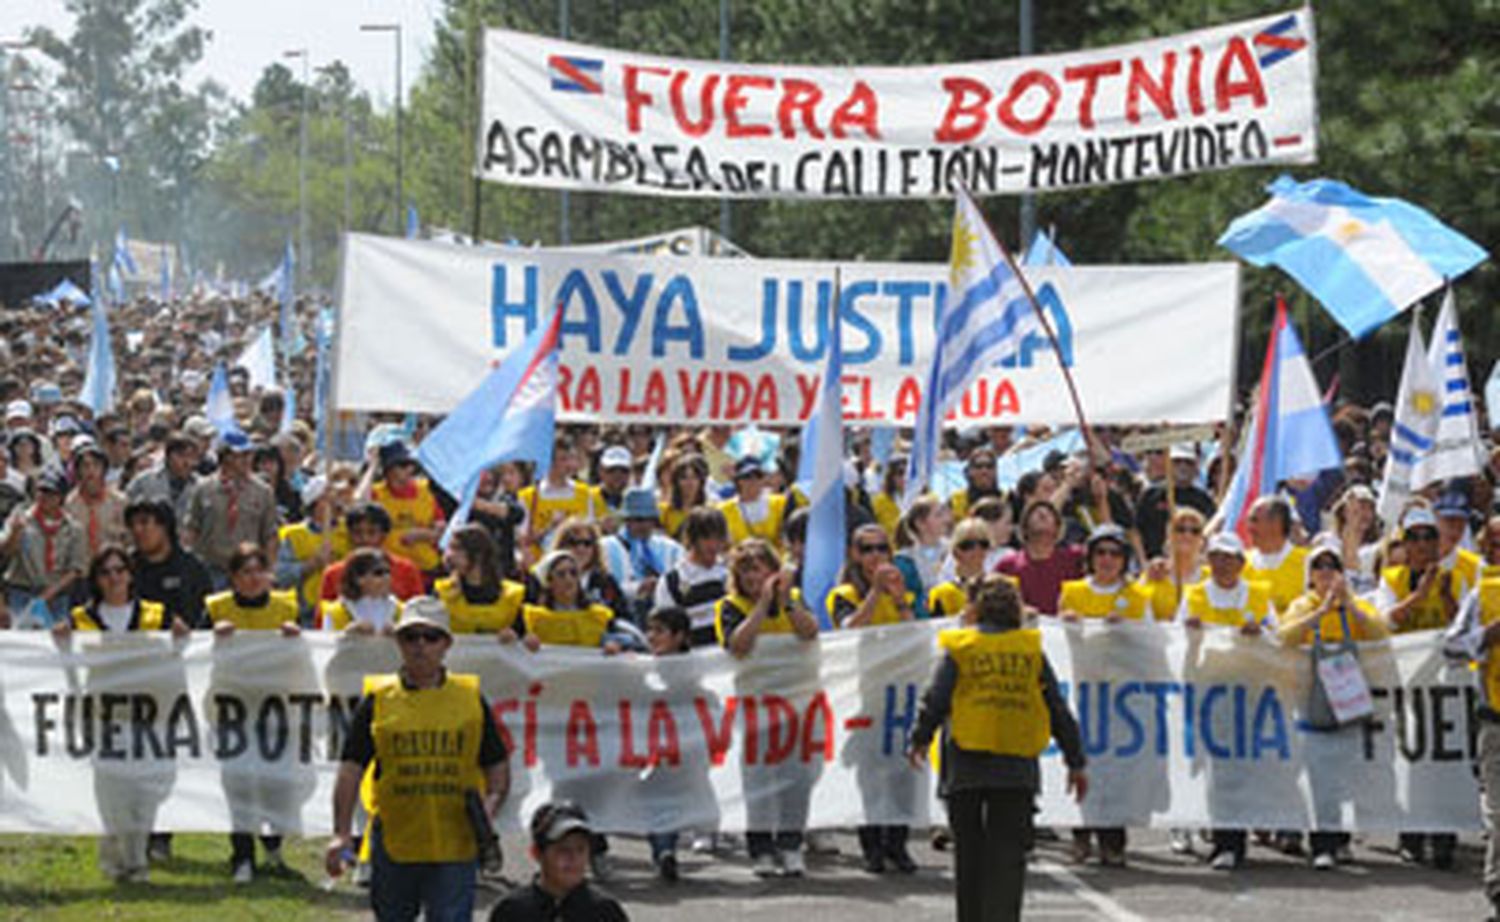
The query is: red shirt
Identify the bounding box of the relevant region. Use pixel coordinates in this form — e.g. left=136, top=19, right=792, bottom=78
left=995, top=545, right=1084, bottom=615
left=320, top=550, right=425, bottom=603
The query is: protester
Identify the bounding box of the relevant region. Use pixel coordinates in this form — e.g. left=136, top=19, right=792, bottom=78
left=327, top=597, right=510, bottom=921
left=64, top=439, right=129, bottom=562
left=659, top=453, right=709, bottom=541
left=641, top=606, right=695, bottom=882
left=950, top=448, right=1002, bottom=520
left=487, top=801, right=629, bottom=922
left=2, top=467, right=85, bottom=627
left=185, top=432, right=279, bottom=587
left=893, top=497, right=948, bottom=620
left=719, top=456, right=788, bottom=551
left=548, top=518, right=629, bottom=621
left=126, top=498, right=214, bottom=629
left=517, top=434, right=603, bottom=558
left=1058, top=524, right=1151, bottom=625
left=600, top=487, right=683, bottom=623
left=523, top=551, right=628, bottom=653
left=654, top=507, right=729, bottom=647
left=369, top=441, right=444, bottom=577
left=591, top=445, right=634, bottom=518
left=1244, top=495, right=1309, bottom=616
left=320, top=547, right=403, bottom=633
left=1137, top=445, right=1217, bottom=558
left=1143, top=507, right=1210, bottom=620
left=434, top=523, right=528, bottom=640
left=996, top=500, right=1083, bottom=615
left=1444, top=567, right=1500, bottom=916
left=871, top=455, right=907, bottom=537
left=275, top=475, right=350, bottom=621
left=319, top=503, right=424, bottom=603
left=909, top=575, right=1088, bottom=922
left=928, top=518, right=1000, bottom=619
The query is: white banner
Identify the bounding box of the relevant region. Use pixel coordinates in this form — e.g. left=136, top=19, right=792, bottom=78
left=0, top=622, right=1481, bottom=835
left=478, top=10, right=1317, bottom=199
left=333, top=234, right=1238, bottom=426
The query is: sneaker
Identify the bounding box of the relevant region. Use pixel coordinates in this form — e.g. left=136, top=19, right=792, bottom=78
left=590, top=852, right=614, bottom=881
left=1170, top=830, right=1196, bottom=856
left=352, top=861, right=373, bottom=889
left=1398, top=846, right=1423, bottom=864
left=657, top=852, right=679, bottom=883
left=232, top=860, right=254, bottom=884
left=780, top=849, right=806, bottom=878
left=804, top=831, right=840, bottom=855
left=1210, top=851, right=1240, bottom=871
left=753, top=852, right=780, bottom=878
left=691, top=834, right=717, bottom=854
left=1312, top=852, right=1336, bottom=871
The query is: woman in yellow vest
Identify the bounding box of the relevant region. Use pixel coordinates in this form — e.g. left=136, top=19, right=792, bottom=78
left=57, top=546, right=189, bottom=882
left=276, top=475, right=351, bottom=622
left=522, top=551, right=625, bottom=652
left=715, top=539, right=820, bottom=877
left=1057, top=523, right=1147, bottom=866
left=660, top=452, right=710, bottom=541
left=516, top=435, right=603, bottom=559
left=719, top=456, right=788, bottom=551
left=371, top=441, right=445, bottom=575
left=1058, top=524, right=1152, bottom=624
left=205, top=542, right=303, bottom=882
left=1142, top=508, right=1210, bottom=620
left=908, top=575, right=1088, bottom=922
left=871, top=456, right=906, bottom=539
left=1277, top=540, right=1389, bottom=870
left=1377, top=507, right=1459, bottom=635
left=319, top=547, right=403, bottom=634
left=929, top=519, right=1008, bottom=619
left=436, top=523, right=529, bottom=643
left=827, top=523, right=918, bottom=873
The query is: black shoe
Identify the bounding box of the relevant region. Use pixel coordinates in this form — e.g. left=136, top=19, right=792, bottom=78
left=886, top=844, right=918, bottom=874
left=862, top=852, right=886, bottom=874
left=658, top=853, right=679, bottom=883
left=1431, top=848, right=1454, bottom=871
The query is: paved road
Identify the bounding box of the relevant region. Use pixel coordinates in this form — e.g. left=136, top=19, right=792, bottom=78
left=473, top=829, right=1491, bottom=921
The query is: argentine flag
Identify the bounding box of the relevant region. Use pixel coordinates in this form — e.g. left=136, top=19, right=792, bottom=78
left=78, top=297, right=116, bottom=414
left=800, top=289, right=846, bottom=629
left=1414, top=289, right=1483, bottom=486
left=906, top=184, right=1042, bottom=502
left=1218, top=176, right=1487, bottom=339
left=1218, top=299, right=1342, bottom=539
left=418, top=304, right=563, bottom=542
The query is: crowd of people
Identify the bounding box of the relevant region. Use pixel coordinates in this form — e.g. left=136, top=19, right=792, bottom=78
left=4, top=291, right=1500, bottom=919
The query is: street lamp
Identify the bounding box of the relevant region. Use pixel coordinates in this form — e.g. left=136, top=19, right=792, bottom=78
left=283, top=48, right=310, bottom=286
left=360, top=23, right=403, bottom=236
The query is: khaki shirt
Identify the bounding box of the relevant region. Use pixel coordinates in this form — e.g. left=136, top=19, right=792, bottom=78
left=63, top=487, right=130, bottom=559
left=3, top=505, right=87, bottom=590
left=186, top=474, right=279, bottom=570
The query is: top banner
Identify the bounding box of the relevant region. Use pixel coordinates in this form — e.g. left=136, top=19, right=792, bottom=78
left=478, top=9, right=1317, bottom=199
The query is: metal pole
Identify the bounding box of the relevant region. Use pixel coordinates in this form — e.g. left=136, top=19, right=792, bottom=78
left=1017, top=0, right=1036, bottom=249
left=284, top=49, right=310, bottom=287
left=395, top=26, right=404, bottom=234
left=718, top=0, right=731, bottom=244
left=558, top=0, right=570, bottom=245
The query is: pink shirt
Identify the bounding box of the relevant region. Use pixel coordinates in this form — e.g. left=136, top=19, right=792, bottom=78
left=995, top=545, right=1084, bottom=614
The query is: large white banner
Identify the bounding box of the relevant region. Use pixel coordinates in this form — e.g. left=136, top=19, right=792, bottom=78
left=478, top=10, right=1317, bottom=199
left=0, top=622, right=1481, bottom=835
left=334, top=234, right=1237, bottom=425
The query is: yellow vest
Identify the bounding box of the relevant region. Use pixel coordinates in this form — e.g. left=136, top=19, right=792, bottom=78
left=368, top=672, right=486, bottom=864
left=206, top=590, right=300, bottom=630
left=1245, top=546, right=1309, bottom=614
left=1182, top=581, right=1272, bottom=628
left=321, top=597, right=404, bottom=632
left=278, top=521, right=352, bottom=609
left=1382, top=566, right=1452, bottom=633
left=938, top=627, right=1051, bottom=757
left=72, top=600, right=166, bottom=631
left=719, top=494, right=788, bottom=551
left=828, top=583, right=914, bottom=627
left=1476, top=580, right=1500, bottom=708
left=522, top=603, right=613, bottom=647
left=435, top=576, right=525, bottom=635
left=518, top=481, right=596, bottom=543
left=1058, top=579, right=1151, bottom=620
left=1287, top=593, right=1381, bottom=644
left=928, top=581, right=968, bottom=619
left=373, top=479, right=441, bottom=572
left=1144, top=565, right=1211, bottom=620
left=659, top=503, right=690, bottom=540
left=1449, top=548, right=1482, bottom=599
left=714, top=592, right=798, bottom=646
left=872, top=492, right=901, bottom=538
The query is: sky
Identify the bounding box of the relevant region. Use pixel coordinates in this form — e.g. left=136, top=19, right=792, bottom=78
left=7, top=0, right=441, bottom=109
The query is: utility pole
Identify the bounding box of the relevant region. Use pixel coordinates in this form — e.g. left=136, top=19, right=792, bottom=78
left=283, top=48, right=310, bottom=285
left=1017, top=0, right=1036, bottom=249
left=361, top=24, right=404, bottom=235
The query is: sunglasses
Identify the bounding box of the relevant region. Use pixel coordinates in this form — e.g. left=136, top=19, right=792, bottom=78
left=1174, top=526, right=1203, bottom=535
left=955, top=539, right=991, bottom=552
left=399, top=629, right=447, bottom=645
left=968, top=462, right=995, bottom=471
left=562, top=536, right=596, bottom=548
left=361, top=566, right=391, bottom=577
left=1406, top=530, right=1439, bottom=542
left=858, top=543, right=891, bottom=555
left=1310, top=558, right=1342, bottom=572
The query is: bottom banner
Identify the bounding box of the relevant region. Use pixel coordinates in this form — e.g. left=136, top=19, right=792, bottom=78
left=0, top=621, right=1481, bottom=835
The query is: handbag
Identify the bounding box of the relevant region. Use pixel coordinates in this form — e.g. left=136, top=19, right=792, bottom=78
left=1306, top=604, right=1375, bottom=731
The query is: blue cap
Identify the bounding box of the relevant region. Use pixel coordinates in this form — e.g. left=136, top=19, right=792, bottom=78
left=621, top=487, right=658, bottom=520
left=1434, top=492, right=1470, bottom=519
left=219, top=431, right=252, bottom=453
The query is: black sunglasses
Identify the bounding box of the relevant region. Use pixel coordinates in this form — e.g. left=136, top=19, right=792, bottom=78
left=955, top=539, right=991, bottom=552
left=400, top=629, right=446, bottom=644
left=858, top=543, right=891, bottom=554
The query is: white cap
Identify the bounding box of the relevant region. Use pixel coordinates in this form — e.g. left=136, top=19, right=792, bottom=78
left=5, top=399, right=32, bottom=422
left=599, top=445, right=632, bottom=469
left=395, top=596, right=452, bottom=637
left=1206, top=532, right=1245, bottom=558
left=1401, top=506, right=1439, bottom=534
left=300, top=475, right=329, bottom=508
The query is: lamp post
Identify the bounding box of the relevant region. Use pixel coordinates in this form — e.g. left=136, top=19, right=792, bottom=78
left=360, top=24, right=403, bottom=236
left=283, top=48, right=309, bottom=286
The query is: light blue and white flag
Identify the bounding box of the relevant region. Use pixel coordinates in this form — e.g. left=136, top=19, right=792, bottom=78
left=1414, top=289, right=1483, bottom=486
left=205, top=363, right=241, bottom=438
left=77, top=297, right=116, bottom=414
left=278, top=239, right=306, bottom=357
left=32, top=278, right=91, bottom=308
left=418, top=303, right=564, bottom=544
left=406, top=204, right=420, bottom=239
left=1218, top=175, right=1488, bottom=339
left=637, top=430, right=667, bottom=490
left=1022, top=229, right=1072, bottom=267
left=1376, top=309, right=1439, bottom=526
left=159, top=244, right=172, bottom=302
left=312, top=308, right=334, bottom=461
left=801, top=295, right=845, bottom=630
left=280, top=383, right=296, bottom=435
left=1485, top=360, right=1500, bottom=434
left=112, top=226, right=138, bottom=278
left=906, top=184, right=1042, bottom=502
left=235, top=326, right=277, bottom=393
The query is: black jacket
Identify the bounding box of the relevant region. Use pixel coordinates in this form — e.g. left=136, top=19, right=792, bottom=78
left=488, top=880, right=629, bottom=921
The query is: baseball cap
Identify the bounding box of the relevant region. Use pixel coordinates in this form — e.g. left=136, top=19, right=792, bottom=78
left=300, top=475, right=329, bottom=508
left=1206, top=532, right=1245, bottom=558
left=219, top=431, right=253, bottom=454
left=733, top=455, right=765, bottom=480
left=5, top=399, right=32, bottom=422
left=600, top=445, right=632, bottom=470
left=621, top=487, right=658, bottom=520
left=1169, top=443, right=1198, bottom=463
left=394, top=596, right=452, bottom=638
left=1401, top=506, right=1439, bottom=535
left=530, top=800, right=593, bottom=849
left=1433, top=492, right=1470, bottom=519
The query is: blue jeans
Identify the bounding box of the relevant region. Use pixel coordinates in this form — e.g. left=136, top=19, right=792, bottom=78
left=369, top=823, right=477, bottom=922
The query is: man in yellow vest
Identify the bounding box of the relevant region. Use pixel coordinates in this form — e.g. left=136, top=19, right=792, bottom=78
left=1444, top=576, right=1500, bottom=917
left=718, top=457, right=788, bottom=551
left=1243, top=495, right=1308, bottom=616
left=1435, top=492, right=1483, bottom=598
left=908, top=574, right=1087, bottom=922
left=326, top=598, right=510, bottom=921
